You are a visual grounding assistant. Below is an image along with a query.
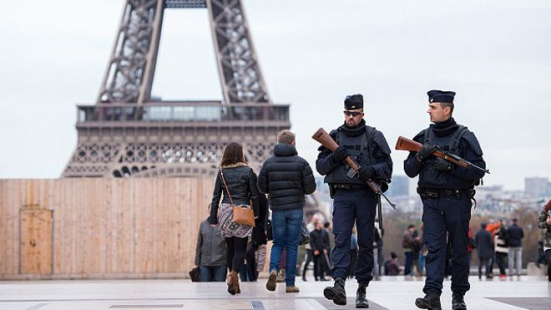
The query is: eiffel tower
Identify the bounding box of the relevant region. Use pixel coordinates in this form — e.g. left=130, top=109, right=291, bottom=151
left=62, top=0, right=290, bottom=178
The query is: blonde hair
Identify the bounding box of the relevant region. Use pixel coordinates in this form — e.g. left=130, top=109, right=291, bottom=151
left=277, top=130, right=295, bottom=144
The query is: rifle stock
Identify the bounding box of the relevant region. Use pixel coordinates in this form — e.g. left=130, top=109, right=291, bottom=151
left=312, top=128, right=359, bottom=171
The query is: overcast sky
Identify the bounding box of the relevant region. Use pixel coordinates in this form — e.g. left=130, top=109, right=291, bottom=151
left=1, top=0, right=550, bottom=190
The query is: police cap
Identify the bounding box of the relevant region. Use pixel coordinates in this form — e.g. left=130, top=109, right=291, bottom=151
left=344, top=94, right=363, bottom=110
left=427, top=90, right=456, bottom=103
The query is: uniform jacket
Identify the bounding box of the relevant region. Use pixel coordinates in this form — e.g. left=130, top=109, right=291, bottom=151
left=257, top=143, right=316, bottom=210
left=195, top=219, right=227, bottom=266
left=209, top=164, right=259, bottom=225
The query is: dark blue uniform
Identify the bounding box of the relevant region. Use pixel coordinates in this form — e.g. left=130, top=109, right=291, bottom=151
left=404, top=117, right=486, bottom=296
left=317, top=119, right=392, bottom=284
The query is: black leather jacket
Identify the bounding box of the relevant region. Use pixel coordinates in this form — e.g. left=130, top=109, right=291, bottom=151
left=209, top=164, right=259, bottom=225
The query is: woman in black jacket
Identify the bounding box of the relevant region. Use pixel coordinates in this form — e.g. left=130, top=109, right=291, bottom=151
left=209, top=142, right=259, bottom=295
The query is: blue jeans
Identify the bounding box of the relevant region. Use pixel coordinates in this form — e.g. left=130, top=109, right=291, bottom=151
left=269, top=208, right=303, bottom=286
left=200, top=264, right=227, bottom=282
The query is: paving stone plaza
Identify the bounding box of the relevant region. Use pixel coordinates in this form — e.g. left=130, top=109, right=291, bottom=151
left=1, top=275, right=550, bottom=310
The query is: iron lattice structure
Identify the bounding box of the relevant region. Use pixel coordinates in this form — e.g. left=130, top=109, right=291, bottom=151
left=63, top=0, right=290, bottom=178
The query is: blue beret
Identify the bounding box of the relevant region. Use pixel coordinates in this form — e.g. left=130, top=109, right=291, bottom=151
left=344, top=94, right=363, bottom=110
left=427, top=90, right=455, bottom=103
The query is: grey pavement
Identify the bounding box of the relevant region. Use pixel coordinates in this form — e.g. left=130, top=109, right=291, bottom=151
left=0, top=276, right=550, bottom=310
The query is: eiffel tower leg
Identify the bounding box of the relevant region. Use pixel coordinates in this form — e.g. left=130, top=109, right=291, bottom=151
left=97, top=0, right=165, bottom=104
left=207, top=0, right=271, bottom=104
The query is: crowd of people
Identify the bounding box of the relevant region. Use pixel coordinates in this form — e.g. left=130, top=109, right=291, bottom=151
left=194, top=91, right=551, bottom=310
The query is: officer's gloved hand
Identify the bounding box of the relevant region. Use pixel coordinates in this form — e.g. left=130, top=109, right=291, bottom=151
left=358, top=165, right=375, bottom=183
left=416, top=144, right=438, bottom=162
left=331, top=146, right=349, bottom=163
left=434, top=158, right=453, bottom=172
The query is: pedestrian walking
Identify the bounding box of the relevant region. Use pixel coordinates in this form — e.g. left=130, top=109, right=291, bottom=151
left=209, top=142, right=259, bottom=295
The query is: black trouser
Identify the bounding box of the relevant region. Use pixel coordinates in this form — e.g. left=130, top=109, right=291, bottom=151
left=348, top=249, right=358, bottom=278
left=495, top=252, right=508, bottom=275
left=313, top=253, right=324, bottom=280
left=302, top=249, right=313, bottom=278
left=545, top=249, right=551, bottom=280
left=226, top=237, right=248, bottom=273
left=478, top=257, right=491, bottom=277
left=246, top=242, right=257, bottom=281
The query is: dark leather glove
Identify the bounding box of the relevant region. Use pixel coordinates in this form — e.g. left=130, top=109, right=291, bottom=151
left=416, top=144, right=438, bottom=162
left=331, top=146, right=349, bottom=163
left=358, top=165, right=376, bottom=182
left=434, top=158, right=453, bottom=171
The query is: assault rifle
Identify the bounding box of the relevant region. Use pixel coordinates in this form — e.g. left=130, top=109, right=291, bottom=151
left=395, top=136, right=490, bottom=174
left=312, top=128, right=396, bottom=231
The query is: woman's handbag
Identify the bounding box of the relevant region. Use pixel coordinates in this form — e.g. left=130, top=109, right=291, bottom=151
left=220, top=168, right=255, bottom=227
left=189, top=266, right=200, bottom=282
left=299, top=221, right=310, bottom=245
left=233, top=205, right=255, bottom=227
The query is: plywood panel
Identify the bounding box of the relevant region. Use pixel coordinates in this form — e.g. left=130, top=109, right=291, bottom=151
left=0, top=177, right=215, bottom=278
left=20, top=208, right=52, bottom=275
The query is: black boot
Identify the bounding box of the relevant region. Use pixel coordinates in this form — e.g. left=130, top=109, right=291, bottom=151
left=324, top=278, right=347, bottom=306
left=355, top=283, right=369, bottom=308
left=415, top=291, right=441, bottom=310
left=452, top=292, right=467, bottom=310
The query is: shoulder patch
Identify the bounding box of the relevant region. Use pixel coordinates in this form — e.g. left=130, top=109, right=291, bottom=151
left=461, top=131, right=483, bottom=156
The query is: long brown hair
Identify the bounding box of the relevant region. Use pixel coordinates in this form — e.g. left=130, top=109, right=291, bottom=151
left=220, top=142, right=247, bottom=166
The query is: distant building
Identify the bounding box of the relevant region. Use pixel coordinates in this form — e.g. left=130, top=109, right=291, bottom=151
left=387, top=175, right=409, bottom=198
left=525, top=177, right=549, bottom=198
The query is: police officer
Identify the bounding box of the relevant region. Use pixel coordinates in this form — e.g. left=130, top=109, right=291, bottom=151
left=316, top=94, right=392, bottom=308
left=404, top=90, right=486, bottom=310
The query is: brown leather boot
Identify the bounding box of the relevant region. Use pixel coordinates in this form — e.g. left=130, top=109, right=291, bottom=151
left=234, top=272, right=241, bottom=294
left=228, top=271, right=239, bottom=295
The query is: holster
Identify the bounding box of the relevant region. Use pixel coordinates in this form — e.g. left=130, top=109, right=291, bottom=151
left=329, top=184, right=336, bottom=199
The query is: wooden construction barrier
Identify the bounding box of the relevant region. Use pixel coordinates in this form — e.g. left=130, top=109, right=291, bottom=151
left=0, top=178, right=215, bottom=279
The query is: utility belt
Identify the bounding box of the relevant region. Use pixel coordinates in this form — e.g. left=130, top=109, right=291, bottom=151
left=333, top=184, right=368, bottom=190
left=329, top=183, right=369, bottom=198
left=417, top=187, right=476, bottom=199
